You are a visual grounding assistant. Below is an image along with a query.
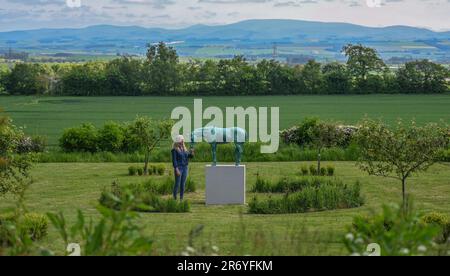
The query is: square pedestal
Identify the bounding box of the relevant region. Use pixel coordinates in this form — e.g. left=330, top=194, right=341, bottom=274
left=205, top=165, right=246, bottom=205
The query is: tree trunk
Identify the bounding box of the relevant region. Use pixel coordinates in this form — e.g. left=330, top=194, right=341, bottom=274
left=317, top=149, right=321, bottom=176
left=402, top=178, right=407, bottom=209
left=144, top=151, right=149, bottom=175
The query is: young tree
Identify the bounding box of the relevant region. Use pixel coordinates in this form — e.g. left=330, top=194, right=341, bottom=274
left=355, top=119, right=449, bottom=207
left=307, top=121, right=345, bottom=174
left=129, top=116, right=173, bottom=175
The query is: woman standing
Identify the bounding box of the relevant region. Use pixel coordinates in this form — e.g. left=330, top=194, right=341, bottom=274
left=171, top=135, right=194, bottom=201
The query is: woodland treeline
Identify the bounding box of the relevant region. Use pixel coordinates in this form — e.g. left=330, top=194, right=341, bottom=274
left=0, top=43, right=448, bottom=96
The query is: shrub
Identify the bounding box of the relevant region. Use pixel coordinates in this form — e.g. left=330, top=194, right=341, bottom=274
left=345, top=202, right=440, bottom=256
left=16, top=135, right=47, bottom=153
left=421, top=212, right=450, bottom=243
left=137, top=167, right=144, bottom=176
left=98, top=122, right=124, bottom=152
left=253, top=177, right=336, bottom=194
left=327, top=165, right=335, bottom=176
left=156, top=165, right=166, bottom=176
left=18, top=213, right=48, bottom=241
left=0, top=213, right=15, bottom=247
left=99, top=180, right=192, bottom=213
left=185, top=178, right=197, bottom=193
left=128, top=166, right=137, bottom=176
left=249, top=180, right=364, bottom=214
left=320, top=167, right=327, bottom=176
left=309, top=165, right=318, bottom=176
left=300, top=166, right=309, bottom=176
left=59, top=123, right=98, bottom=153
left=0, top=212, right=48, bottom=247
left=280, top=117, right=319, bottom=146
left=147, top=165, right=165, bottom=176
left=121, top=123, right=142, bottom=153
left=253, top=175, right=272, bottom=193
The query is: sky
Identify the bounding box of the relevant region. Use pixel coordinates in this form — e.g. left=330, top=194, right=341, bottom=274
left=0, top=0, right=449, bottom=32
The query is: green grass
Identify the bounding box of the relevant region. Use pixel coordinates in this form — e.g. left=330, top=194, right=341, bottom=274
left=1, top=95, right=449, bottom=147
left=0, top=161, right=449, bottom=256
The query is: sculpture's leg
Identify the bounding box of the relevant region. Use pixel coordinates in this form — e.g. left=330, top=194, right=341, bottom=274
left=235, top=143, right=243, bottom=166
left=211, top=143, right=217, bottom=166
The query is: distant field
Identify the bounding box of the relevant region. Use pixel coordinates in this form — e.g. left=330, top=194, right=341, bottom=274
left=1, top=95, right=449, bottom=147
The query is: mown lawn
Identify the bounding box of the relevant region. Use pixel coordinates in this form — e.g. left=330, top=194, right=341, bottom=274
left=1, top=95, right=449, bottom=147
left=1, top=161, right=449, bottom=256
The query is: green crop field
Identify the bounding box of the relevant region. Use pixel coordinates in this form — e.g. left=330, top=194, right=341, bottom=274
left=0, top=162, right=449, bottom=255
left=1, top=95, right=449, bottom=147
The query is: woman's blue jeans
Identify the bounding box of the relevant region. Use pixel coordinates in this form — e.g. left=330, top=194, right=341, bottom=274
left=173, top=166, right=188, bottom=200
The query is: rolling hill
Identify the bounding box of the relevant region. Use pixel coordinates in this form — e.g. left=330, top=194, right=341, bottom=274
left=0, top=19, right=449, bottom=61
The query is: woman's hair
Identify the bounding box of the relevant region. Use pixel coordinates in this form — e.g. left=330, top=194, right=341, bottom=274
left=173, top=135, right=186, bottom=151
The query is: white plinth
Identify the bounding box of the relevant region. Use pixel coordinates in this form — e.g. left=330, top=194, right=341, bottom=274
left=205, top=165, right=246, bottom=205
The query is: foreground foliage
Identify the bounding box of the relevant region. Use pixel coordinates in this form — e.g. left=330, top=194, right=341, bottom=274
left=47, top=193, right=154, bottom=256
left=344, top=202, right=450, bottom=256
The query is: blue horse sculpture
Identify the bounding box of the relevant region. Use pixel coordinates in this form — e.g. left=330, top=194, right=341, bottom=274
left=191, top=127, right=247, bottom=166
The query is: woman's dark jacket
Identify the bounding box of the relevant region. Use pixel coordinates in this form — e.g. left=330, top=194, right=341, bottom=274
left=171, top=149, right=193, bottom=169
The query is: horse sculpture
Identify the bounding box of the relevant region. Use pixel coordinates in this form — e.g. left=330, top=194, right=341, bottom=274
left=190, top=127, right=247, bottom=166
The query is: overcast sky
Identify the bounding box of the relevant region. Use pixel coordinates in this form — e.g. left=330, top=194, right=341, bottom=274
left=0, top=0, right=449, bottom=32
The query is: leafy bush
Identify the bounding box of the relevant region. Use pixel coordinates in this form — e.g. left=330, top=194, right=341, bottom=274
left=320, top=167, right=327, bottom=176
left=185, top=178, right=197, bottom=193
left=300, top=166, right=309, bottom=176
left=253, top=177, right=324, bottom=194
left=0, top=212, right=48, bottom=247
left=128, top=177, right=196, bottom=195
left=98, top=122, right=124, bottom=152
left=0, top=213, right=16, bottom=247
left=59, top=123, right=98, bottom=153
left=281, top=118, right=358, bottom=148
left=137, top=167, right=143, bottom=176
left=309, top=165, right=318, bottom=176
left=249, top=180, right=363, bottom=214
left=421, top=212, right=450, bottom=243
left=121, top=123, right=142, bottom=153
left=345, top=203, right=441, bottom=256
left=280, top=117, right=318, bottom=146
left=147, top=164, right=166, bottom=176
left=18, top=213, right=48, bottom=241
left=99, top=180, right=192, bottom=213
left=128, top=166, right=137, bottom=176
left=16, top=135, right=47, bottom=154
left=327, top=165, right=335, bottom=176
